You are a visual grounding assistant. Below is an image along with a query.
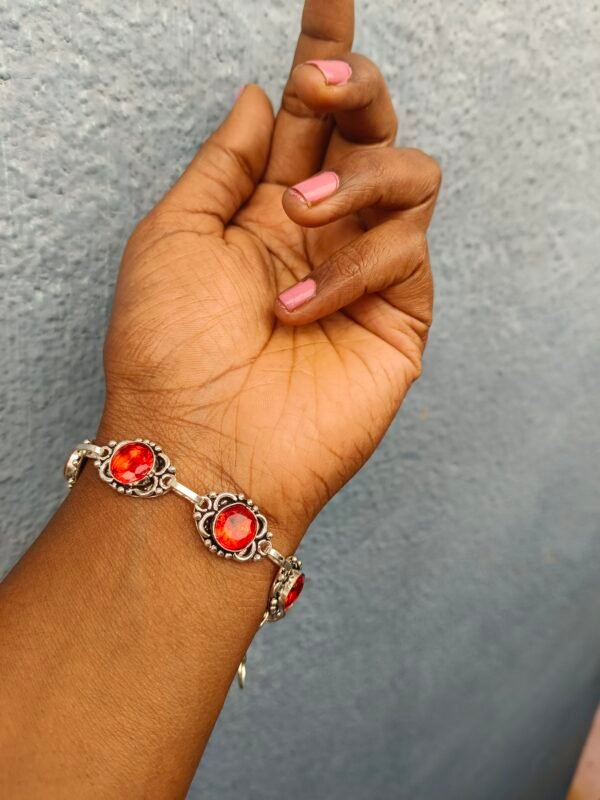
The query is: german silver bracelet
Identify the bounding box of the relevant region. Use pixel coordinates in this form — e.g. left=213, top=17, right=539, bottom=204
left=64, top=438, right=305, bottom=688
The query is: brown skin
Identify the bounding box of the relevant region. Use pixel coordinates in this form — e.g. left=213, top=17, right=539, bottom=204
left=568, top=709, right=600, bottom=799
left=0, top=1, right=441, bottom=797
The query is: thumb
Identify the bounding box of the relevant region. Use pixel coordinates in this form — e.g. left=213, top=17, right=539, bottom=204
left=162, top=84, right=274, bottom=230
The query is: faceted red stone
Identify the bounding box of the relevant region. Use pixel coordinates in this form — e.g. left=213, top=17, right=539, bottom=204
left=284, top=574, right=304, bottom=610
left=109, top=442, right=155, bottom=485
left=213, top=503, right=258, bottom=552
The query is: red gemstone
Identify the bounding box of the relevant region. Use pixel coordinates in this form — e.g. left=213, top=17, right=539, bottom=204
left=213, top=503, right=258, bottom=552
left=284, top=574, right=304, bottom=610
left=109, top=442, right=155, bottom=485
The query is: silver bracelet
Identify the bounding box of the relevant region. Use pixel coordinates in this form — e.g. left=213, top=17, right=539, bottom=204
left=64, top=438, right=305, bottom=688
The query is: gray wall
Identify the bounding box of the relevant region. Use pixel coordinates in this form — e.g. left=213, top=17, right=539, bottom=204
left=1, top=2, right=599, bottom=798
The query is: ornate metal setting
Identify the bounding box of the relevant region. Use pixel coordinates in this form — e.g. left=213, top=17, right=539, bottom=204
left=193, top=492, right=272, bottom=562
left=96, top=439, right=175, bottom=498
left=267, top=555, right=304, bottom=622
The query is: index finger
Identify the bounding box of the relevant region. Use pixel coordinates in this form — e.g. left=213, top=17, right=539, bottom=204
left=264, top=0, right=355, bottom=186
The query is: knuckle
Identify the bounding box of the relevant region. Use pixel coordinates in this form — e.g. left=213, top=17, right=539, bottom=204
left=281, top=91, right=315, bottom=119
left=342, top=149, right=387, bottom=192
left=418, top=149, right=443, bottom=191
left=402, top=148, right=443, bottom=194
left=358, top=54, right=386, bottom=84
left=369, top=155, right=388, bottom=186
left=331, top=245, right=368, bottom=285
left=343, top=148, right=372, bottom=173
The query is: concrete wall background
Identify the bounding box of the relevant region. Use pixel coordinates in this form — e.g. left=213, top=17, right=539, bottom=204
left=1, top=1, right=599, bottom=798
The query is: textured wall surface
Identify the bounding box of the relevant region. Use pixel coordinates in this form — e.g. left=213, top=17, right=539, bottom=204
left=1, top=1, right=599, bottom=798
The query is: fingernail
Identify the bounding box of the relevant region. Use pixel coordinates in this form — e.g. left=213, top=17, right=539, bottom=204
left=278, top=278, right=317, bottom=312
left=235, top=85, right=246, bottom=101
left=289, top=171, right=339, bottom=206
left=305, top=59, right=352, bottom=86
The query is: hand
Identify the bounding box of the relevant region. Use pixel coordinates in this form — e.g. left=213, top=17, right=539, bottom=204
left=102, top=0, right=441, bottom=546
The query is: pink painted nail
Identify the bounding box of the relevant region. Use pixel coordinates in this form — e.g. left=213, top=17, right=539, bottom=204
left=235, top=85, right=246, bottom=101
left=278, top=278, right=317, bottom=312
left=289, top=171, right=339, bottom=206
left=305, top=59, right=352, bottom=86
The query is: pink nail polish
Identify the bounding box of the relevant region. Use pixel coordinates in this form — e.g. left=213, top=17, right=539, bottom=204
left=235, top=85, right=246, bottom=101
left=305, top=60, right=352, bottom=86
left=278, top=278, right=317, bottom=312
left=289, top=171, right=339, bottom=206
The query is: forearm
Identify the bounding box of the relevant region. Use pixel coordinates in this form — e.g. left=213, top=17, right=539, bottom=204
left=0, top=416, right=300, bottom=799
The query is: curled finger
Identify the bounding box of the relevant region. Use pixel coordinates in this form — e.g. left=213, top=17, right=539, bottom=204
left=274, top=222, right=427, bottom=325
left=282, top=147, right=442, bottom=230
left=292, top=52, right=398, bottom=149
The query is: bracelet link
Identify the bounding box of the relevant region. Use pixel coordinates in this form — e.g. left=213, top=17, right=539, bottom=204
left=64, top=440, right=107, bottom=488
left=166, top=476, right=206, bottom=508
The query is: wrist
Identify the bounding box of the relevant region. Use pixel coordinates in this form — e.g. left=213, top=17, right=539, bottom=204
left=62, top=428, right=309, bottom=686
left=97, top=396, right=309, bottom=552
left=64, top=459, right=277, bottom=607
